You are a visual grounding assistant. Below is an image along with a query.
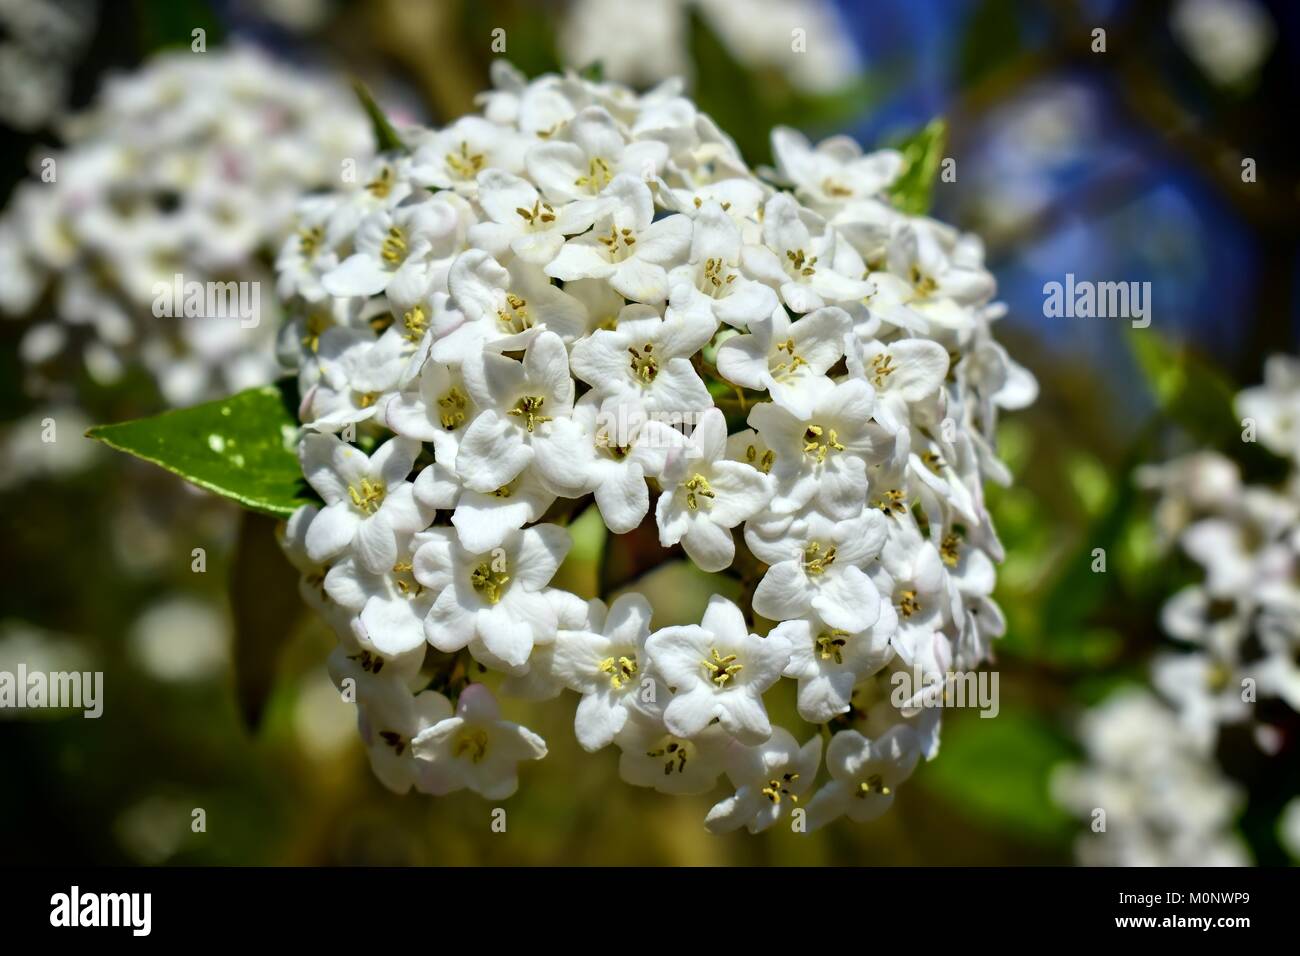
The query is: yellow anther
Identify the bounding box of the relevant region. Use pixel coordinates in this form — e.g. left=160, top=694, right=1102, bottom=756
left=574, top=156, right=613, bottom=190
left=508, top=395, right=551, bottom=432
left=684, top=474, right=715, bottom=511
left=298, top=225, right=324, bottom=257
left=446, top=141, right=485, bottom=178
left=380, top=226, right=407, bottom=265
left=471, top=560, right=511, bottom=604
left=438, top=386, right=469, bottom=429
left=402, top=305, right=428, bottom=343
left=761, top=772, right=801, bottom=804
left=857, top=774, right=891, bottom=798
left=347, top=478, right=386, bottom=514
left=940, top=533, right=961, bottom=567
left=803, top=542, right=837, bottom=575
left=897, top=589, right=921, bottom=618
left=599, top=655, right=639, bottom=690
left=454, top=728, right=489, bottom=763
left=802, top=424, right=845, bottom=462
left=365, top=166, right=394, bottom=198
left=815, top=630, right=850, bottom=664
left=870, top=352, right=897, bottom=388
left=702, top=648, right=743, bottom=687
left=627, top=342, right=658, bottom=382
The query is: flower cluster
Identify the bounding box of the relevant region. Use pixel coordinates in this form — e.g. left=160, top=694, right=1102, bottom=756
left=0, top=46, right=371, bottom=406
left=1056, top=355, right=1300, bottom=864
left=276, top=61, right=1035, bottom=829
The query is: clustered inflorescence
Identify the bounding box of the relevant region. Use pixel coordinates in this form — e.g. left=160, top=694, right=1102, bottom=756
left=275, top=61, right=1035, bottom=830
left=1056, top=356, right=1300, bottom=864
left=0, top=47, right=371, bottom=406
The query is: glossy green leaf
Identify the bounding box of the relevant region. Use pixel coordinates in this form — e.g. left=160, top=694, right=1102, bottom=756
left=86, top=381, right=314, bottom=518
left=887, top=118, right=947, bottom=216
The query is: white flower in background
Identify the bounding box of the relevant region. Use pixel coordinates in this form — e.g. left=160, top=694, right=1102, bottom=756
left=645, top=595, right=790, bottom=743
left=267, top=62, right=1031, bottom=820
left=0, top=46, right=371, bottom=405
left=412, top=683, right=547, bottom=799
left=1172, top=0, right=1276, bottom=88
left=705, top=727, right=822, bottom=834
left=1059, top=356, right=1300, bottom=864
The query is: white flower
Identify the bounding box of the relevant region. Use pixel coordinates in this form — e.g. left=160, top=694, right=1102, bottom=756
left=748, top=378, right=891, bottom=518
left=742, top=192, right=873, bottom=312
left=774, top=606, right=896, bottom=723
left=454, top=330, right=575, bottom=493
left=716, top=305, right=851, bottom=417
left=358, top=687, right=455, bottom=795
left=751, top=507, right=889, bottom=631
left=569, top=294, right=716, bottom=414
left=644, top=595, right=790, bottom=744
left=552, top=592, right=656, bottom=750
left=410, top=115, right=526, bottom=192
left=667, top=199, right=779, bottom=328
left=806, top=726, right=922, bottom=829
left=435, top=250, right=587, bottom=360
left=469, top=168, right=604, bottom=266
left=526, top=106, right=668, bottom=203
left=614, top=708, right=730, bottom=795
left=849, top=335, right=950, bottom=435
left=545, top=175, right=691, bottom=303
left=705, top=726, right=822, bottom=834
left=656, top=407, right=773, bottom=571
left=323, top=528, right=438, bottom=656
left=771, top=126, right=903, bottom=212
left=322, top=192, right=472, bottom=299
left=413, top=523, right=570, bottom=670
left=450, top=464, right=556, bottom=553
left=299, top=434, right=429, bottom=573
left=1236, top=354, right=1300, bottom=462
left=412, top=683, right=547, bottom=799
left=533, top=395, right=684, bottom=533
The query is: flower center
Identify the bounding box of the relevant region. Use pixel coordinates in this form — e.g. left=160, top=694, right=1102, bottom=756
left=816, top=629, right=850, bottom=664
left=599, top=655, right=638, bottom=690
left=627, top=342, right=658, bottom=382
left=574, top=156, right=613, bottom=191
left=786, top=247, right=817, bottom=277
left=940, top=533, right=961, bottom=566
left=471, top=558, right=511, bottom=604
left=762, top=772, right=801, bottom=804
left=378, top=730, right=407, bottom=755
left=391, top=560, right=423, bottom=598
left=454, top=728, right=489, bottom=762
left=508, top=395, right=551, bottom=432
left=744, top=443, right=775, bottom=474
left=365, top=166, right=393, bottom=198
left=802, top=424, right=844, bottom=463
left=496, top=292, right=531, bottom=333
left=684, top=474, right=715, bottom=511
left=870, top=352, right=897, bottom=388
left=909, top=264, right=938, bottom=296
left=597, top=223, right=637, bottom=260
left=438, top=385, right=469, bottom=429
left=702, top=647, right=742, bottom=687
left=822, top=176, right=853, bottom=198
left=348, top=477, right=386, bottom=514
left=446, top=141, right=485, bottom=179
left=897, top=590, right=921, bottom=618
left=646, top=736, right=693, bottom=775
left=770, top=338, right=807, bottom=380
left=298, top=225, right=324, bottom=257
left=380, top=225, right=407, bottom=265
left=348, top=650, right=385, bottom=674
left=701, top=256, right=736, bottom=296
left=515, top=199, right=556, bottom=227
left=402, top=305, right=428, bottom=343
left=874, top=489, right=906, bottom=515
left=301, top=311, right=330, bottom=353
left=856, top=774, right=891, bottom=798
left=803, top=542, right=837, bottom=575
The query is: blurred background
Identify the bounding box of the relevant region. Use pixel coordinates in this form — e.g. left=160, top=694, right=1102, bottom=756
left=1, top=0, right=1299, bottom=865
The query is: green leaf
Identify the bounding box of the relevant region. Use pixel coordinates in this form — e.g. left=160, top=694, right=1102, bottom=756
left=1128, top=328, right=1238, bottom=446
left=86, top=381, right=314, bottom=518
left=917, top=707, right=1076, bottom=846
left=887, top=118, right=947, bottom=216
left=351, top=79, right=408, bottom=154
left=230, top=510, right=304, bottom=730
left=578, top=61, right=604, bottom=82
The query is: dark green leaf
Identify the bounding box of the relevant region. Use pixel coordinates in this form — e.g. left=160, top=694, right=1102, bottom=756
left=1128, top=328, right=1238, bottom=446
left=86, top=380, right=315, bottom=518
left=230, top=510, right=304, bottom=730
left=351, top=79, right=408, bottom=154
left=887, top=118, right=947, bottom=216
